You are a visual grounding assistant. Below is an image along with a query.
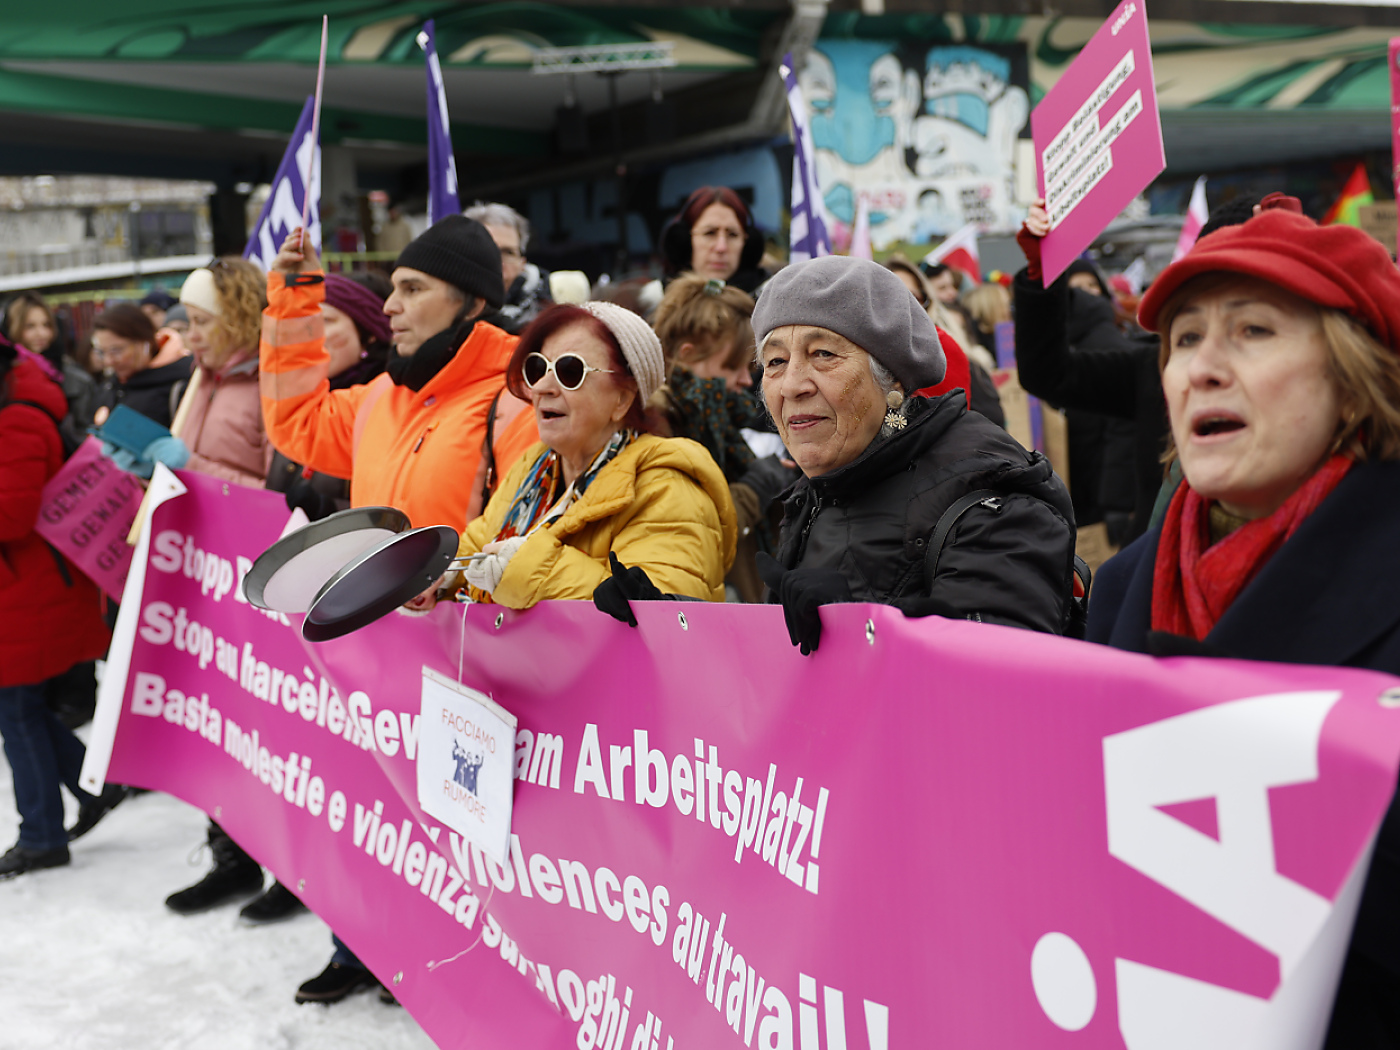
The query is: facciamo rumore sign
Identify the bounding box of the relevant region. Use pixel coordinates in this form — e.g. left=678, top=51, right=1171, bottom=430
left=84, top=470, right=1400, bottom=1048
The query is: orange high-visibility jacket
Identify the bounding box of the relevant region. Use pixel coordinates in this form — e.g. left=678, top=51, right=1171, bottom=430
left=259, top=271, right=537, bottom=529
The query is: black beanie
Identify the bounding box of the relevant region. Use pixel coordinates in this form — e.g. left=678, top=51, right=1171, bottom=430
left=394, top=215, right=505, bottom=310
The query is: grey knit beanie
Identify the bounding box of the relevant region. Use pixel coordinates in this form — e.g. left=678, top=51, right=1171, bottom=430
left=582, top=301, right=665, bottom=403
left=752, top=255, right=946, bottom=391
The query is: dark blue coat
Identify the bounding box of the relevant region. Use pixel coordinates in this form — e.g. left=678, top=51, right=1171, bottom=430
left=1088, top=460, right=1400, bottom=1046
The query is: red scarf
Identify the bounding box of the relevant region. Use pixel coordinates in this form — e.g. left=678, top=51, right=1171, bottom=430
left=1151, top=454, right=1353, bottom=640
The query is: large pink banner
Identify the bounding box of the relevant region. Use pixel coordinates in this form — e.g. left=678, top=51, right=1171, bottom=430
left=88, top=471, right=1400, bottom=1048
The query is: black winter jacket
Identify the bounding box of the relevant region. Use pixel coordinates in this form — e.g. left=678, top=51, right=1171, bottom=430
left=775, top=392, right=1077, bottom=634
left=1013, top=269, right=1166, bottom=543
left=95, top=356, right=194, bottom=430
left=1088, top=461, right=1400, bottom=1047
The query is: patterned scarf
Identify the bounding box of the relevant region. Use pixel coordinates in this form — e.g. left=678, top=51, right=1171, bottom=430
left=494, top=429, right=635, bottom=542
left=662, top=370, right=768, bottom=481
left=1151, top=453, right=1353, bottom=641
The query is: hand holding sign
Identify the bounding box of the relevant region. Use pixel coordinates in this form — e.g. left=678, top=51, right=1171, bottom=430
left=1031, top=0, right=1164, bottom=284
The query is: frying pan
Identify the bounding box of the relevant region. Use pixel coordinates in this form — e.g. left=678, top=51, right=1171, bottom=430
left=301, top=524, right=464, bottom=642
left=244, top=506, right=411, bottom=614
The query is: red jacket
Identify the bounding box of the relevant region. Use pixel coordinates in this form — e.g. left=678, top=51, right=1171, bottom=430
left=915, top=328, right=972, bottom=406
left=0, top=352, right=111, bottom=687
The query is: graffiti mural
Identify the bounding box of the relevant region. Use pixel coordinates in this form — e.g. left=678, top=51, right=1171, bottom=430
left=800, top=40, right=1030, bottom=247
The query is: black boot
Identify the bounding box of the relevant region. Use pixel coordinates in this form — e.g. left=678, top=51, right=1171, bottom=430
left=0, top=843, right=70, bottom=879
left=295, top=962, right=380, bottom=1004
left=68, top=783, right=131, bottom=842
left=165, top=823, right=263, bottom=914
left=238, top=880, right=307, bottom=925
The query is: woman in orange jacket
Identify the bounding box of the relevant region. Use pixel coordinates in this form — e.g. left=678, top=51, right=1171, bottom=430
left=260, top=219, right=537, bottom=531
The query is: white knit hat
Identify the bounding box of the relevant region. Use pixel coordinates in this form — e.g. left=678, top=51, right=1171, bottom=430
left=179, top=268, right=222, bottom=318
left=582, top=301, right=665, bottom=404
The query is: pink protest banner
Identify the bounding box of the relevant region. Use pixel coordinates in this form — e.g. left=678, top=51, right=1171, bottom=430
left=1033, top=0, right=1165, bottom=285
left=35, top=436, right=143, bottom=599
left=86, top=471, right=1400, bottom=1048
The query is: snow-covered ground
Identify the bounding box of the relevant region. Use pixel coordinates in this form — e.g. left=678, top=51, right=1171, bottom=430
left=0, top=729, right=438, bottom=1050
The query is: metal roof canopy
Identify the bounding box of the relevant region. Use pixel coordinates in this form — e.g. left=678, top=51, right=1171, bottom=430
left=0, top=1, right=1398, bottom=193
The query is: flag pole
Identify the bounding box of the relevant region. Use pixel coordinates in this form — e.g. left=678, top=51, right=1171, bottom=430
left=301, top=15, right=328, bottom=248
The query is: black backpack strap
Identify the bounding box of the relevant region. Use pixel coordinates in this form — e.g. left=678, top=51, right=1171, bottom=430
left=480, top=388, right=505, bottom=510
left=923, top=488, right=1004, bottom=591
left=45, top=542, right=74, bottom=588
left=5, top=398, right=62, bottom=429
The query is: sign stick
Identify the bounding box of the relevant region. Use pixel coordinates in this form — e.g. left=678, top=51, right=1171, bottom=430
left=301, top=15, right=328, bottom=248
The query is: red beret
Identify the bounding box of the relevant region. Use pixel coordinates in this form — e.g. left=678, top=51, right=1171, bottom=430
left=1138, top=210, right=1400, bottom=350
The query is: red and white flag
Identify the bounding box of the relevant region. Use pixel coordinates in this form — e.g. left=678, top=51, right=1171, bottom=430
left=1172, top=176, right=1208, bottom=262
left=926, top=222, right=980, bottom=283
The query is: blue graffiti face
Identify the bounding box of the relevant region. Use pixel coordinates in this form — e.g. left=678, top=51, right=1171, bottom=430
left=804, top=43, right=902, bottom=168
left=923, top=46, right=1011, bottom=139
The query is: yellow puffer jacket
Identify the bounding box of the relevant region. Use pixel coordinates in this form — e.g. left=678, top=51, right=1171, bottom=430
left=458, top=434, right=737, bottom=608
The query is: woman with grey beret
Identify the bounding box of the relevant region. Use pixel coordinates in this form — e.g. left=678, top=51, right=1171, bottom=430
left=749, top=255, right=1078, bottom=653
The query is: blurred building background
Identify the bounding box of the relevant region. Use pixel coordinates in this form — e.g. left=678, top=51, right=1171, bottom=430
left=1, top=0, right=1397, bottom=296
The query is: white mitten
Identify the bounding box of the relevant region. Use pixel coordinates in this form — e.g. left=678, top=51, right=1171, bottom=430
left=463, top=536, right=527, bottom=595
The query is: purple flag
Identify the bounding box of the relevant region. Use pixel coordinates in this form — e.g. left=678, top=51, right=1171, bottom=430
left=421, top=20, right=461, bottom=225
left=780, top=52, right=831, bottom=264
left=244, top=96, right=321, bottom=269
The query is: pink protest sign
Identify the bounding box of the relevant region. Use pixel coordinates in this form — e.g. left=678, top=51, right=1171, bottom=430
left=1033, top=0, right=1165, bottom=284
left=89, top=472, right=1400, bottom=1047
left=1390, top=39, right=1400, bottom=248
left=34, top=436, right=143, bottom=599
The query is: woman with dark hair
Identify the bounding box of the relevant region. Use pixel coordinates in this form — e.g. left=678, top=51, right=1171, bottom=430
left=409, top=301, right=735, bottom=611
left=264, top=272, right=393, bottom=520
left=659, top=186, right=767, bottom=292
left=91, top=303, right=193, bottom=429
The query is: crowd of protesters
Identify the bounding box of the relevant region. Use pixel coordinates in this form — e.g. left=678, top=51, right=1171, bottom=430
left=4, top=179, right=1400, bottom=1045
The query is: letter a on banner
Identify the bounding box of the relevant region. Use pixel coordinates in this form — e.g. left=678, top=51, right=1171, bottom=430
left=418, top=20, right=461, bottom=226
left=245, top=97, right=322, bottom=269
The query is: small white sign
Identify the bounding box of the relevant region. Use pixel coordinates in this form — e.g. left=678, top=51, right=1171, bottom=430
left=417, top=667, right=517, bottom=865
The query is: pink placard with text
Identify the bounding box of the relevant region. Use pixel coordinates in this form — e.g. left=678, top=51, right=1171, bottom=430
left=1033, top=0, right=1165, bottom=284
left=35, top=437, right=143, bottom=599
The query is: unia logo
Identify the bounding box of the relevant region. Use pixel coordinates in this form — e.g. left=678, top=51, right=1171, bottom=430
left=451, top=739, right=484, bottom=795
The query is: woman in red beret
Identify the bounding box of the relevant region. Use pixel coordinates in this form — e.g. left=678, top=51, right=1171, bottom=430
left=1087, top=204, right=1400, bottom=1046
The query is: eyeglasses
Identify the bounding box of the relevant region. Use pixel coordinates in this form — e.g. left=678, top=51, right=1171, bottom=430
left=522, top=352, right=614, bottom=391
left=91, top=339, right=139, bottom=359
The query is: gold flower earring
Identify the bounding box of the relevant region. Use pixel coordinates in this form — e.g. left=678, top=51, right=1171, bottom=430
left=882, top=389, right=907, bottom=435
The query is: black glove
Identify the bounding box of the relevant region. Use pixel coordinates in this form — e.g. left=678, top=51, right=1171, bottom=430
left=284, top=477, right=339, bottom=522
left=593, top=553, right=664, bottom=627
left=756, top=552, right=852, bottom=656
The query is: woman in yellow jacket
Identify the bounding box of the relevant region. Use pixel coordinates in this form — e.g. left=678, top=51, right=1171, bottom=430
left=421, top=301, right=736, bottom=609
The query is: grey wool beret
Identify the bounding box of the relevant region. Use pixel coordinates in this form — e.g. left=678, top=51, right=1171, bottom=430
left=752, top=255, right=947, bottom=391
